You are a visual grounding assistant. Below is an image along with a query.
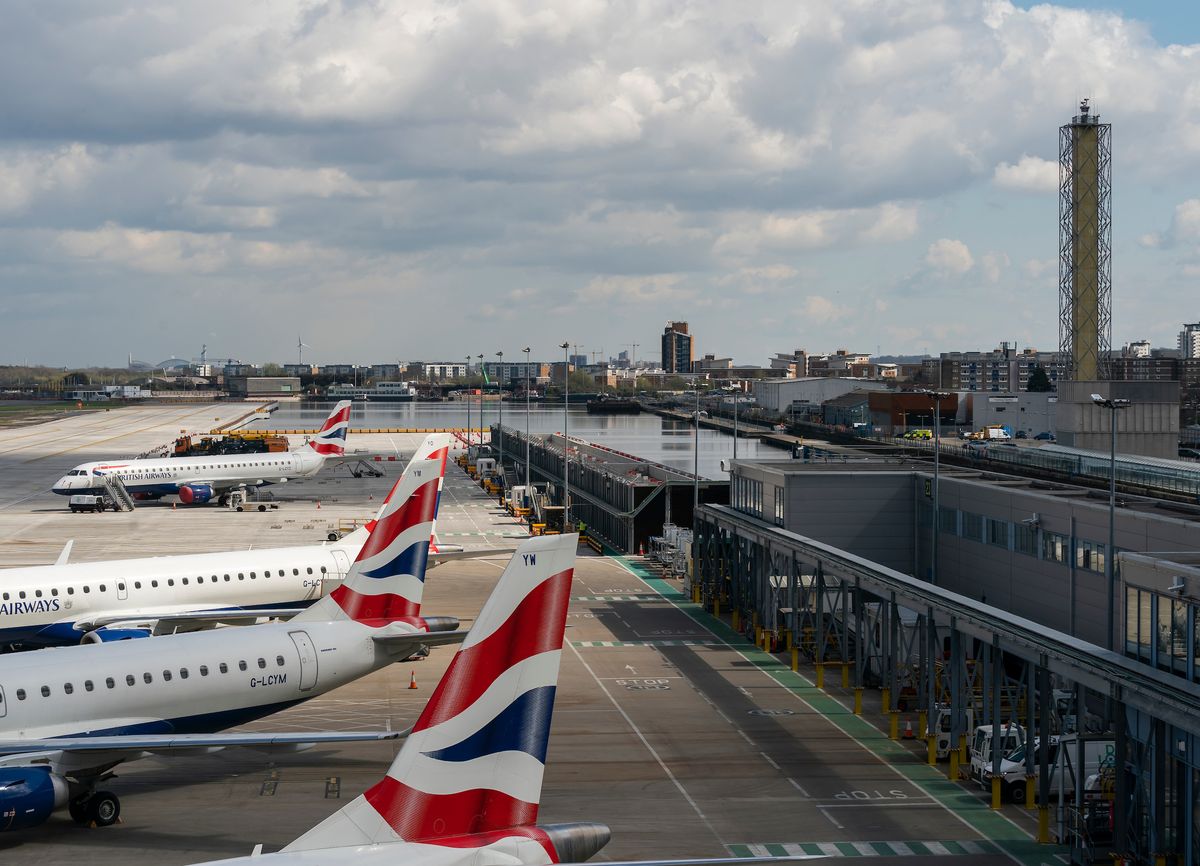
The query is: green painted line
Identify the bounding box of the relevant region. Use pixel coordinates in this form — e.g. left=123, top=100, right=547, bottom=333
left=907, top=841, right=932, bottom=856
left=727, top=845, right=753, bottom=857
left=765, top=843, right=788, bottom=856
left=873, top=842, right=897, bottom=857
left=800, top=843, right=824, bottom=856
left=834, top=842, right=859, bottom=857
left=608, top=556, right=1066, bottom=866
left=941, top=840, right=966, bottom=855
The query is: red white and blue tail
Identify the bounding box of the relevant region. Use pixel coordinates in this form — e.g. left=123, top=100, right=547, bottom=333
left=293, top=445, right=448, bottom=627
left=307, top=400, right=352, bottom=457
left=283, top=533, right=578, bottom=855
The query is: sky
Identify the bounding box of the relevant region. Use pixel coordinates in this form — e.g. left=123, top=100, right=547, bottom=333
left=1, top=1, right=1199, bottom=369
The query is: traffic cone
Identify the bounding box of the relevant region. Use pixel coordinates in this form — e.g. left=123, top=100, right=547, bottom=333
left=316, top=500, right=321, bottom=510
left=639, top=543, right=645, bottom=556
left=407, top=670, right=418, bottom=689
left=172, top=501, right=176, bottom=511
left=903, top=720, right=914, bottom=739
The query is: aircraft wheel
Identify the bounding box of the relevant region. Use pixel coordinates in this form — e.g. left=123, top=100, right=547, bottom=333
left=68, top=798, right=90, bottom=825
left=88, top=791, right=120, bottom=827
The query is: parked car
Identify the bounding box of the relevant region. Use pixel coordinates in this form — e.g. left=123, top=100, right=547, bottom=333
left=1015, top=430, right=1028, bottom=439
left=1034, top=432, right=1056, bottom=441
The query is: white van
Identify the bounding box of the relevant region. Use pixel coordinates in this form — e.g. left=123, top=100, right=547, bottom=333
left=984, top=735, right=1115, bottom=803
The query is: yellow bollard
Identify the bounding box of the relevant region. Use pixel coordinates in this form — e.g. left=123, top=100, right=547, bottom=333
left=918, top=711, right=927, bottom=738
left=949, top=749, right=960, bottom=782
left=791, top=647, right=799, bottom=672
left=1025, top=776, right=1035, bottom=810
left=990, top=775, right=1002, bottom=810
left=732, top=610, right=740, bottom=631
left=785, top=629, right=793, bottom=651
left=762, top=631, right=771, bottom=653
left=815, top=663, right=825, bottom=690
left=854, top=688, right=863, bottom=715
left=881, top=687, right=890, bottom=713
left=1037, top=804, right=1050, bottom=843
left=713, top=597, right=720, bottom=618
left=889, top=712, right=899, bottom=740
left=928, top=736, right=938, bottom=765
left=841, top=664, right=850, bottom=688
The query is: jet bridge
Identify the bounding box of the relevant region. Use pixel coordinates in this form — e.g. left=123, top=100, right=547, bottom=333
left=695, top=503, right=1200, bottom=866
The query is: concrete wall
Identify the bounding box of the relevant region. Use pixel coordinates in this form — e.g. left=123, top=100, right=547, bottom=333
left=1056, top=380, right=1180, bottom=458
left=972, top=392, right=1058, bottom=436
left=754, top=377, right=889, bottom=413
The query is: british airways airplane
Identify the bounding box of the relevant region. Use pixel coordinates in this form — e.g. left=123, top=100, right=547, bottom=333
left=1, top=435, right=455, bottom=649
left=0, top=448, right=472, bottom=831
left=51, top=401, right=352, bottom=505
left=193, top=532, right=794, bottom=866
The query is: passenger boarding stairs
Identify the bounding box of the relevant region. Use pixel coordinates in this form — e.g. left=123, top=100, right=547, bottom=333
left=102, top=475, right=136, bottom=512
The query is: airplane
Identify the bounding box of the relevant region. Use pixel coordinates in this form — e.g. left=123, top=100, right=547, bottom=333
left=1, top=434, right=456, bottom=649
left=193, top=532, right=800, bottom=866
left=51, top=400, right=353, bottom=505
left=0, top=446, right=472, bottom=831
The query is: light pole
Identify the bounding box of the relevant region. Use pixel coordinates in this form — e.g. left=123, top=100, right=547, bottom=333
left=465, top=354, right=472, bottom=446
left=477, top=353, right=484, bottom=449
left=918, top=389, right=951, bottom=586
left=693, top=371, right=701, bottom=520
left=496, top=351, right=504, bottom=473
left=523, top=346, right=531, bottom=502
left=731, top=383, right=739, bottom=460
left=560, top=342, right=571, bottom=530
left=1091, top=393, right=1131, bottom=650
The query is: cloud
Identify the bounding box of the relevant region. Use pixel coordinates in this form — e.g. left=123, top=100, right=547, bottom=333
left=993, top=155, right=1058, bottom=193
left=925, top=238, right=974, bottom=276
left=980, top=251, right=1009, bottom=283
left=1022, top=257, right=1056, bottom=279
left=798, top=295, right=849, bottom=324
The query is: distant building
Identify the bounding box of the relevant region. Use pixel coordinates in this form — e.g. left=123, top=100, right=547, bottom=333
left=769, top=350, right=809, bottom=378
left=1124, top=340, right=1152, bottom=358
left=481, top=361, right=551, bottom=385
left=754, top=377, right=888, bottom=414
left=922, top=346, right=1065, bottom=392
left=1181, top=323, right=1200, bottom=359
left=371, top=364, right=401, bottom=380
left=569, top=354, right=589, bottom=369
left=227, top=377, right=301, bottom=398
left=693, top=354, right=733, bottom=371
left=412, top=361, right=469, bottom=380
left=224, top=363, right=259, bottom=378
left=282, top=364, right=316, bottom=377
left=320, top=364, right=358, bottom=377
left=661, top=321, right=693, bottom=374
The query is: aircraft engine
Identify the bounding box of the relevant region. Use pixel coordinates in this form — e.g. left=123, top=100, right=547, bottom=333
left=0, top=767, right=68, bottom=831
left=81, top=627, right=153, bottom=644
left=177, top=484, right=214, bottom=504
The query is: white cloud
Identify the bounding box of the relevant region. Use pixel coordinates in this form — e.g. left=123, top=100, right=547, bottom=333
left=577, top=273, right=692, bottom=304
left=799, top=295, right=849, bottom=324
left=925, top=238, right=974, bottom=276
left=993, top=155, right=1058, bottom=193
left=981, top=251, right=1009, bottom=283
left=1022, top=257, right=1056, bottom=279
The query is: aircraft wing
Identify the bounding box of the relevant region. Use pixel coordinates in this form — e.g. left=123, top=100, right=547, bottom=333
left=0, top=730, right=403, bottom=757
left=73, top=609, right=307, bottom=635
left=371, top=629, right=470, bottom=652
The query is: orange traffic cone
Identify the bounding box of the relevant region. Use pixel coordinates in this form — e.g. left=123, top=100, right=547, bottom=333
left=408, top=670, right=418, bottom=689
left=172, top=501, right=176, bottom=511
left=639, top=543, right=645, bottom=556
left=903, top=720, right=914, bottom=739
left=316, top=500, right=321, bottom=510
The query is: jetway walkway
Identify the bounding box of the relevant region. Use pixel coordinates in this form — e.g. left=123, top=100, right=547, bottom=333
left=695, top=503, right=1200, bottom=866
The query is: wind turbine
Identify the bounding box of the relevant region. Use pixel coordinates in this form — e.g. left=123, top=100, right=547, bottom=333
left=297, top=336, right=311, bottom=366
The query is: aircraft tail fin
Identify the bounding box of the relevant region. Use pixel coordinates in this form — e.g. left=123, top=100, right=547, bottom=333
left=283, top=533, right=578, bottom=853
left=307, top=400, right=352, bottom=457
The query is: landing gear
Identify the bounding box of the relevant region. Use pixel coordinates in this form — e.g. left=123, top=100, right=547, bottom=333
left=69, top=790, right=121, bottom=827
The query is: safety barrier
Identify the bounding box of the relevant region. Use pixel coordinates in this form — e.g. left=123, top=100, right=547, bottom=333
left=210, top=427, right=488, bottom=435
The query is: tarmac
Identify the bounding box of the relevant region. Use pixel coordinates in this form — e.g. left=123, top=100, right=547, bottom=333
left=0, top=403, right=1063, bottom=865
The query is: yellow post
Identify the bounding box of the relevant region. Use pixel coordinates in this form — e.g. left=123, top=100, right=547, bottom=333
left=889, top=712, right=899, bottom=740
left=815, top=663, right=825, bottom=690
left=791, top=647, right=799, bottom=672
left=1037, top=804, right=1050, bottom=843
left=881, top=687, right=890, bottom=714
left=732, top=610, right=740, bottom=631
left=693, top=585, right=701, bottom=604
left=949, top=749, right=960, bottom=782
left=854, top=688, right=863, bottom=715
left=1025, top=776, right=1035, bottom=810
left=713, top=597, right=720, bottom=618
left=990, top=775, right=1002, bottom=809
left=918, top=711, right=927, bottom=739
left=762, top=631, right=771, bottom=653
left=785, top=629, right=793, bottom=651
left=841, top=663, right=850, bottom=688
left=927, top=735, right=938, bottom=765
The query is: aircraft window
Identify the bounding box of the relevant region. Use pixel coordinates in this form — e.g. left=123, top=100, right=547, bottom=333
left=257, top=658, right=267, bottom=669
left=15, top=689, right=25, bottom=701
left=199, top=665, right=208, bottom=677
left=224, top=574, right=230, bottom=581
left=99, top=584, right=106, bottom=592
left=63, top=683, right=73, bottom=695
left=168, top=579, right=174, bottom=587
left=1, top=593, right=6, bottom=601
left=250, top=572, right=256, bottom=579
left=320, top=566, right=327, bottom=574
left=51, top=588, right=58, bottom=596
left=134, top=582, right=141, bottom=589
left=84, top=680, right=94, bottom=692
left=162, top=670, right=172, bottom=682
left=211, top=575, right=218, bottom=583
left=264, top=570, right=270, bottom=578
left=67, top=586, right=74, bottom=595
left=219, top=663, right=229, bottom=674
left=106, top=678, right=115, bottom=689
left=126, top=675, right=135, bottom=687
left=306, top=567, right=313, bottom=575
left=35, top=590, right=42, bottom=598
left=143, top=673, right=153, bottom=684
left=293, top=568, right=299, bottom=576
left=18, top=591, right=25, bottom=599
left=276, top=655, right=285, bottom=667
left=117, top=583, right=125, bottom=592
left=83, top=586, right=90, bottom=594
left=238, top=573, right=244, bottom=581
left=182, top=578, right=188, bottom=586
left=238, top=660, right=248, bottom=672
left=180, top=668, right=189, bottom=679
left=151, top=580, right=158, bottom=588
left=41, top=686, right=50, bottom=697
